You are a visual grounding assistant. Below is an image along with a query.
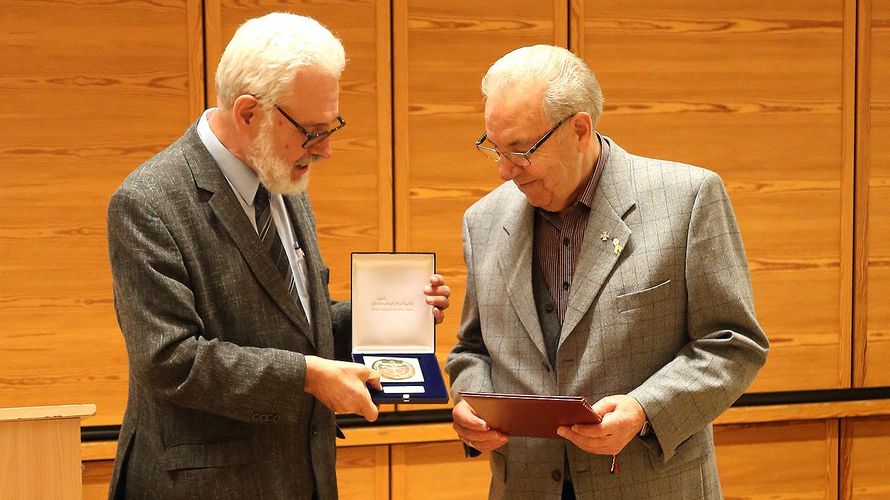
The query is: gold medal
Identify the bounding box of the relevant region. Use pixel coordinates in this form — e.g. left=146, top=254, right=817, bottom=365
left=372, top=358, right=416, bottom=380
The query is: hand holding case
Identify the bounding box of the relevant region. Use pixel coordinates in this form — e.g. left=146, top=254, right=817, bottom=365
left=459, top=392, right=601, bottom=438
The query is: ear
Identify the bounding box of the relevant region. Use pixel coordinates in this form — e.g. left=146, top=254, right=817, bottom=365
left=231, top=94, right=262, bottom=136
left=570, top=112, right=594, bottom=151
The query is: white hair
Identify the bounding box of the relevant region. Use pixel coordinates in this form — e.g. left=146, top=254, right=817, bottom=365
left=215, top=12, right=346, bottom=110
left=481, top=45, right=604, bottom=127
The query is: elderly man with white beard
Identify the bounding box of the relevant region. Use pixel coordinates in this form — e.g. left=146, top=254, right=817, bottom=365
left=105, top=13, right=450, bottom=500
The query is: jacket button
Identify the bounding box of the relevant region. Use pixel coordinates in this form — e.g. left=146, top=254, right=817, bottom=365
left=551, top=470, right=562, bottom=482
left=562, top=281, right=569, bottom=291
left=545, top=303, right=554, bottom=313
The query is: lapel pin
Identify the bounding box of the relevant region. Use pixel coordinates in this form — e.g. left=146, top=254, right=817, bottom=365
left=612, top=238, right=622, bottom=255
left=599, top=231, right=610, bottom=241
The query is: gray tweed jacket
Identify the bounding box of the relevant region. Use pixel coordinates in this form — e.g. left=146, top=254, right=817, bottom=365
left=106, top=123, right=350, bottom=499
left=446, top=138, right=769, bottom=499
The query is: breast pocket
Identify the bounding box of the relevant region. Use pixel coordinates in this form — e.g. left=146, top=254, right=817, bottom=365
left=162, top=440, right=263, bottom=497
left=160, top=440, right=254, bottom=471
left=616, top=279, right=672, bottom=313
left=321, top=266, right=330, bottom=285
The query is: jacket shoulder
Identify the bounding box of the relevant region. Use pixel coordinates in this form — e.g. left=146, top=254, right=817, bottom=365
left=112, top=129, right=199, bottom=204
left=619, top=145, right=720, bottom=197
left=465, top=181, right=523, bottom=221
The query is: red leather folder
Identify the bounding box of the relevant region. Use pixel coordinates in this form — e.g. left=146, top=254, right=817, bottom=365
left=459, top=391, right=602, bottom=439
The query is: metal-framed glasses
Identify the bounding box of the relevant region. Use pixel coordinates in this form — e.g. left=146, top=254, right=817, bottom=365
left=274, top=105, right=346, bottom=149
left=474, top=113, right=576, bottom=167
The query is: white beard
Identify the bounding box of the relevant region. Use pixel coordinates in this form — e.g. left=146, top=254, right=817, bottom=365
left=249, top=117, right=318, bottom=195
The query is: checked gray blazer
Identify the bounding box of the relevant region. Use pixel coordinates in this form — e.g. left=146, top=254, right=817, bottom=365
left=446, top=138, right=769, bottom=499
left=107, top=123, right=350, bottom=499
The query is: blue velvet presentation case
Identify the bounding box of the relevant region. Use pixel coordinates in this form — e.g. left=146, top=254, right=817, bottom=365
left=350, top=252, right=449, bottom=404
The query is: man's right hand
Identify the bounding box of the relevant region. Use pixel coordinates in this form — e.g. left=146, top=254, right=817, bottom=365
left=304, top=356, right=382, bottom=422
left=452, top=399, right=508, bottom=452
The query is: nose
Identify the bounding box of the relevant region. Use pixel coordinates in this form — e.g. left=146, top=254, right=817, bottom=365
left=498, top=157, right=520, bottom=181
left=308, top=135, right=334, bottom=159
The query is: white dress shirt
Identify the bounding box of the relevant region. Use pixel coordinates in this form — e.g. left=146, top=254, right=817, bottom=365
left=196, top=109, right=313, bottom=324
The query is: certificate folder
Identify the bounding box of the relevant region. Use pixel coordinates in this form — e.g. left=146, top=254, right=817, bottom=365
left=351, top=252, right=448, bottom=405
left=459, top=392, right=601, bottom=439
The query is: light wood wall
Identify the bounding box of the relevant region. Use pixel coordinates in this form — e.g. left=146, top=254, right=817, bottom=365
left=575, top=0, right=855, bottom=392
left=857, top=0, right=890, bottom=387
left=0, top=0, right=203, bottom=426
left=842, top=417, right=890, bottom=499
left=3, top=0, right=890, bottom=498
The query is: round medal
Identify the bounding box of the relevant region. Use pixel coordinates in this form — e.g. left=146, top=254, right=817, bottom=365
left=372, top=358, right=416, bottom=380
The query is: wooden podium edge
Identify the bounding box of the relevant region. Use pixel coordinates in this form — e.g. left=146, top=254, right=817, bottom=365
left=0, top=404, right=96, bottom=422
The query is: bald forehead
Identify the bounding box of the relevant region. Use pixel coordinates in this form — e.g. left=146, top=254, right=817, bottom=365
left=280, top=68, right=340, bottom=125
left=484, top=83, right=548, bottom=147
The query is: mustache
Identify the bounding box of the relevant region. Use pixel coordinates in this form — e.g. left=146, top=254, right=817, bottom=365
left=296, top=155, right=324, bottom=166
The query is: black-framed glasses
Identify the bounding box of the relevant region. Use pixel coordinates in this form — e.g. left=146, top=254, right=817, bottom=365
left=274, top=105, right=346, bottom=149
left=474, top=113, right=576, bottom=167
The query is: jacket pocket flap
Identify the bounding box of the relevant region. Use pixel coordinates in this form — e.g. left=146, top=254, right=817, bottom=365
left=160, top=440, right=253, bottom=471
left=616, top=279, right=672, bottom=313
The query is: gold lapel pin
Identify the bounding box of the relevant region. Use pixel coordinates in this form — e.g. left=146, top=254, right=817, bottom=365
left=599, top=231, right=610, bottom=241
left=612, top=238, right=622, bottom=255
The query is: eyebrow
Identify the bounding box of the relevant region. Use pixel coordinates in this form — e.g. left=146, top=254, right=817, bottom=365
left=299, top=112, right=341, bottom=128
left=301, top=117, right=340, bottom=131
left=486, top=135, right=533, bottom=150
left=307, top=117, right=338, bottom=127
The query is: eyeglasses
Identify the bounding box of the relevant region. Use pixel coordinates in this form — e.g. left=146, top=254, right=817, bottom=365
left=474, top=113, right=576, bottom=167
left=274, top=105, right=346, bottom=149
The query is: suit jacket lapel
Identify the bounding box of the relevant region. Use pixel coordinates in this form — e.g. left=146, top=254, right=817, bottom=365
left=284, top=195, right=333, bottom=357
left=497, top=193, right=549, bottom=363
left=561, top=141, right=637, bottom=342
left=181, top=126, right=316, bottom=348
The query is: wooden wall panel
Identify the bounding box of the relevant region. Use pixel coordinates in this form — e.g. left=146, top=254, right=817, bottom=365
left=83, top=460, right=114, bottom=500
left=81, top=445, right=389, bottom=499
left=0, top=0, right=203, bottom=425
left=392, top=0, right=569, bottom=407
left=715, top=420, right=839, bottom=499
left=857, top=0, right=890, bottom=386
left=338, top=445, right=390, bottom=500
left=576, top=0, right=854, bottom=391
left=841, top=417, right=890, bottom=499
left=391, top=441, right=490, bottom=499
left=205, top=0, right=393, bottom=300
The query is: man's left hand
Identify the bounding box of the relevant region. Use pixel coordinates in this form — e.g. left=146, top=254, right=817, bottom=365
left=423, top=274, right=451, bottom=324
left=556, top=394, right=647, bottom=455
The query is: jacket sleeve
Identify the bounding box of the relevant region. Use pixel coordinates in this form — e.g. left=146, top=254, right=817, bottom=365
left=331, top=300, right=353, bottom=361
left=107, top=185, right=313, bottom=425
left=627, top=172, right=769, bottom=462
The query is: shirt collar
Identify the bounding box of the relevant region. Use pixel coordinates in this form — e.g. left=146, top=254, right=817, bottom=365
left=576, top=132, right=609, bottom=209
left=196, top=108, right=261, bottom=206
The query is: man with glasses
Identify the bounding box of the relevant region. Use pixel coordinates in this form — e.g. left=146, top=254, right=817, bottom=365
left=106, top=13, right=450, bottom=499
left=446, top=45, right=768, bottom=499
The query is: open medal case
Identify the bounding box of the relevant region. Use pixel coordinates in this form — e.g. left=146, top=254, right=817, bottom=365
left=351, top=252, right=449, bottom=404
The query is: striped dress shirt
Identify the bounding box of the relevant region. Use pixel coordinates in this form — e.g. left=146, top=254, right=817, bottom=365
left=533, top=134, right=610, bottom=323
